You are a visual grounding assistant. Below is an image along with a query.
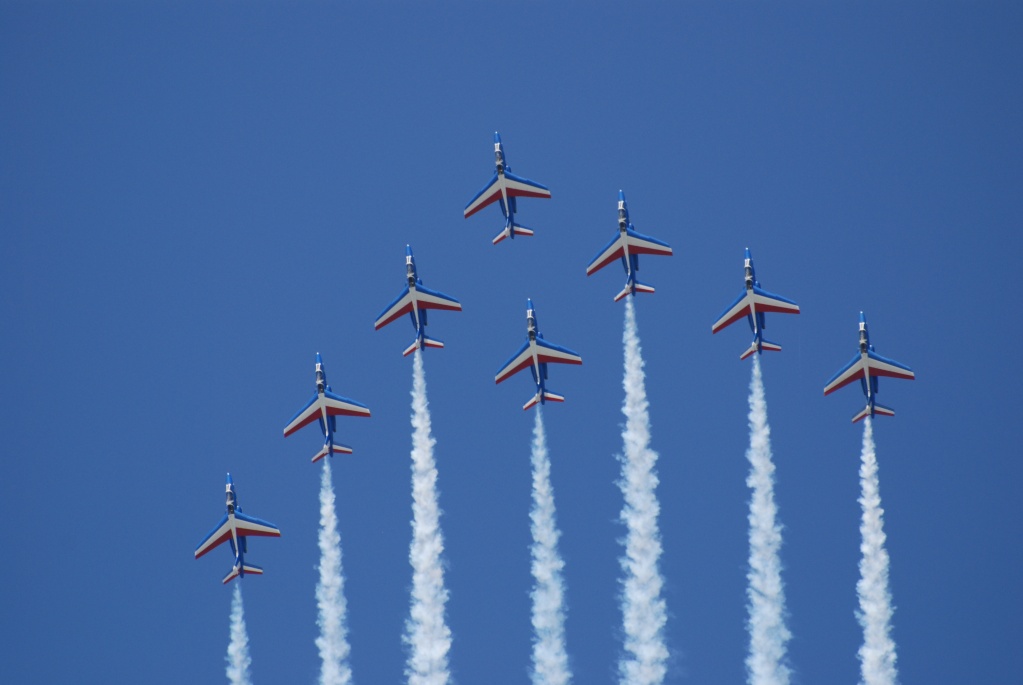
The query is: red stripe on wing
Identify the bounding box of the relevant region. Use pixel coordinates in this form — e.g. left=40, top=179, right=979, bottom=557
left=283, top=411, right=321, bottom=436
left=375, top=302, right=414, bottom=329
left=496, top=358, right=534, bottom=384
left=464, top=189, right=504, bottom=218
left=823, top=369, right=866, bottom=395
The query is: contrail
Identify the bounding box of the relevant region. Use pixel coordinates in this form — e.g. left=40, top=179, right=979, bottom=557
left=856, top=418, right=898, bottom=685
left=618, top=297, right=668, bottom=685
left=405, top=351, right=452, bottom=685
left=227, top=584, right=253, bottom=685
left=529, top=408, right=571, bottom=685
left=317, top=458, right=353, bottom=685
left=745, top=355, right=791, bottom=685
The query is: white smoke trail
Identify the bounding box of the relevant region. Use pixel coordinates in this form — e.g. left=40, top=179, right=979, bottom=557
left=745, top=355, right=791, bottom=685
left=317, top=458, right=353, bottom=685
left=856, top=418, right=898, bottom=685
left=227, top=584, right=253, bottom=685
left=405, top=351, right=452, bottom=685
left=618, top=297, right=668, bottom=685
left=529, top=408, right=571, bottom=685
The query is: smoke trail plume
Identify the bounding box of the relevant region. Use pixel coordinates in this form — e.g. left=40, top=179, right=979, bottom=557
left=317, top=458, right=353, bottom=685
left=227, top=584, right=253, bottom=685
left=529, top=408, right=571, bottom=685
left=745, top=355, right=791, bottom=685
left=856, top=418, right=898, bottom=685
left=618, top=297, right=668, bottom=685
left=405, top=351, right=452, bottom=685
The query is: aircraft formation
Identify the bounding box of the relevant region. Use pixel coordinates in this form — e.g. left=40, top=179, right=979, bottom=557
left=194, top=131, right=915, bottom=583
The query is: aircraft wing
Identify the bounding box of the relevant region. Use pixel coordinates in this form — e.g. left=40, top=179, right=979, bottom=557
left=750, top=286, right=800, bottom=315
left=323, top=389, right=371, bottom=418
left=233, top=511, right=282, bottom=538
left=712, top=290, right=751, bottom=333
left=283, top=393, right=322, bottom=437
left=195, top=514, right=231, bottom=559
left=501, top=171, right=551, bottom=200
left=586, top=233, right=626, bottom=275
left=495, top=340, right=533, bottom=384
left=374, top=286, right=413, bottom=330
left=587, top=228, right=672, bottom=276
left=464, top=172, right=502, bottom=218
left=284, top=391, right=370, bottom=437
left=533, top=338, right=583, bottom=366
left=623, top=228, right=672, bottom=257
left=865, top=350, right=915, bottom=380
left=823, top=354, right=866, bottom=396
left=413, top=284, right=463, bottom=311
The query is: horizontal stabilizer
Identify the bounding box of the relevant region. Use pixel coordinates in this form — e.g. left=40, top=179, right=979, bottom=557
left=614, top=280, right=655, bottom=303
left=402, top=336, right=445, bottom=357
left=492, top=224, right=534, bottom=245
left=740, top=338, right=782, bottom=360
left=513, top=225, right=534, bottom=237
left=523, top=390, right=565, bottom=411
left=222, top=562, right=263, bottom=584
left=853, top=402, right=895, bottom=423
left=312, top=442, right=354, bottom=463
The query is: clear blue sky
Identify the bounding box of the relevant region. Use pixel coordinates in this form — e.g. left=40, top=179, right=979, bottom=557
left=2, top=3, right=1020, bottom=684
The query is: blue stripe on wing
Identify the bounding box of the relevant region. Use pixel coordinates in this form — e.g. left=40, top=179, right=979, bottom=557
left=713, top=290, right=748, bottom=329
left=323, top=389, right=370, bottom=411
left=496, top=340, right=532, bottom=380
left=866, top=350, right=914, bottom=374
left=415, top=284, right=461, bottom=307
left=587, top=232, right=624, bottom=273
left=824, top=353, right=863, bottom=394
left=233, top=511, right=282, bottom=537
left=284, top=392, right=319, bottom=431
left=195, top=514, right=230, bottom=557
left=534, top=337, right=582, bottom=362
left=751, top=285, right=799, bottom=307
left=503, top=170, right=550, bottom=193
left=625, top=227, right=672, bottom=250
left=465, top=172, right=500, bottom=211
left=375, top=285, right=412, bottom=327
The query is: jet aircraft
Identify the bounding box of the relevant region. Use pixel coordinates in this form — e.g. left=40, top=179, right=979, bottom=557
left=284, top=353, right=371, bottom=462
left=464, top=132, right=551, bottom=245
left=495, top=299, right=582, bottom=410
left=585, top=190, right=673, bottom=302
left=824, top=312, right=915, bottom=422
left=711, top=248, right=800, bottom=359
left=194, top=474, right=281, bottom=584
left=375, top=245, right=462, bottom=356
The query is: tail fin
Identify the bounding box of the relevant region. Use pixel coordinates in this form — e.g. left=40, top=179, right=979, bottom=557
left=740, top=338, right=782, bottom=360
left=614, top=280, right=655, bottom=302
left=523, top=390, right=565, bottom=411
left=312, top=442, right=354, bottom=463
left=853, top=402, right=895, bottom=423
left=222, top=562, right=263, bottom=584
